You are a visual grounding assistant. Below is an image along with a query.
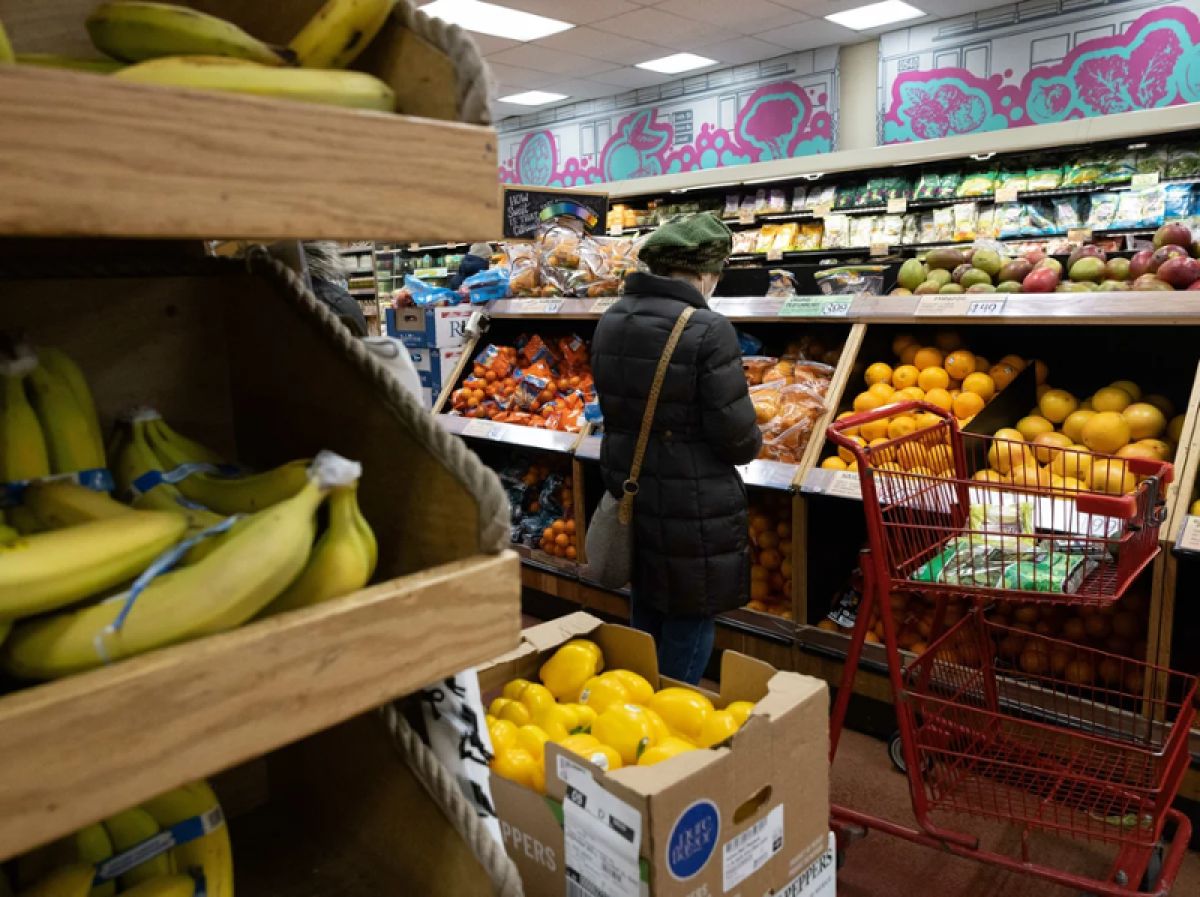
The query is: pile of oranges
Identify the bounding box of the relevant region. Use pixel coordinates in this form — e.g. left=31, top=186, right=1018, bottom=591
left=747, top=493, right=793, bottom=618
left=487, top=638, right=757, bottom=793
left=539, top=517, right=578, bottom=561
left=818, top=590, right=962, bottom=654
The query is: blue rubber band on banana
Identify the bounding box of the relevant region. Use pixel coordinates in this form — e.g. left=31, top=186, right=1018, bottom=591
left=94, top=807, right=226, bottom=884
left=0, top=467, right=116, bottom=507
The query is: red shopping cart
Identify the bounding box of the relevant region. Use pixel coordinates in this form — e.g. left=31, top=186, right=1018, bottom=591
left=825, top=402, right=1195, bottom=896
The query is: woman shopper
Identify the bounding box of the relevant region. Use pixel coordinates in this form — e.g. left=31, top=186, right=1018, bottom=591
left=591, top=213, right=761, bottom=684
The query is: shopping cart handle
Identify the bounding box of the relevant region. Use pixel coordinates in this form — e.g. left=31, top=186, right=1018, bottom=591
left=1124, top=456, right=1174, bottom=486
left=827, top=401, right=953, bottom=447
left=1074, top=492, right=1137, bottom=520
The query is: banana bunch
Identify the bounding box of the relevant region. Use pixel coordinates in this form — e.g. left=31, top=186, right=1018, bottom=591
left=289, top=0, right=397, bottom=69
left=86, top=2, right=284, bottom=65
left=12, top=780, right=230, bottom=897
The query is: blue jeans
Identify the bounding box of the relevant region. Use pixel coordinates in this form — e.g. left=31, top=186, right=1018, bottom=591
left=629, top=595, right=715, bottom=685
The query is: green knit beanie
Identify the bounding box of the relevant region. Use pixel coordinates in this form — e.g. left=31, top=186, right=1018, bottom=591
left=640, top=212, right=733, bottom=275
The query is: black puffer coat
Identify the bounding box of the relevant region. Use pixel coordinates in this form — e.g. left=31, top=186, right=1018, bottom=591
left=592, top=272, right=761, bottom=617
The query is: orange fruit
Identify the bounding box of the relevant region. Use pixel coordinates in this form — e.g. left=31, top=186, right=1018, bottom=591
left=892, top=333, right=917, bottom=357
left=868, top=381, right=896, bottom=401
left=925, top=445, right=953, bottom=473
left=994, top=427, right=1023, bottom=442
left=899, top=343, right=920, bottom=365
left=943, top=350, right=976, bottom=380
left=868, top=437, right=895, bottom=463
left=1109, top=379, right=1142, bottom=401
left=974, top=355, right=991, bottom=373
left=974, top=469, right=1005, bottom=483
left=895, top=386, right=926, bottom=402
left=887, top=416, right=917, bottom=439
left=917, top=366, right=950, bottom=391
left=820, top=455, right=848, bottom=471
left=860, top=417, right=890, bottom=441
left=853, top=391, right=883, bottom=413
left=924, top=388, right=952, bottom=412
left=1038, top=388, right=1077, bottom=423
left=912, top=347, right=944, bottom=371
left=1015, top=415, right=1054, bottom=442
left=1049, top=447, right=1092, bottom=482
left=914, top=411, right=944, bottom=430
left=1092, top=386, right=1133, bottom=413
left=1081, top=411, right=1131, bottom=454
left=1032, top=359, right=1049, bottom=385
left=1121, top=403, right=1166, bottom=440
left=1168, top=414, right=1186, bottom=444
left=1143, top=394, right=1175, bottom=418
left=934, top=330, right=963, bottom=352
left=1116, top=443, right=1160, bottom=463
left=835, top=410, right=860, bottom=437
left=838, top=435, right=867, bottom=464
left=962, top=372, right=996, bottom=401
left=865, top=362, right=893, bottom=386
left=895, top=443, right=929, bottom=471
left=999, top=354, right=1027, bottom=371
left=1061, top=409, right=1096, bottom=444
left=1091, top=459, right=1135, bottom=495
left=952, top=392, right=985, bottom=420
left=891, top=364, right=919, bottom=389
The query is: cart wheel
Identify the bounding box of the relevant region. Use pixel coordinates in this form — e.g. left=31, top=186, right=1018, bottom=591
left=887, top=730, right=907, bottom=773
left=1138, top=843, right=1164, bottom=893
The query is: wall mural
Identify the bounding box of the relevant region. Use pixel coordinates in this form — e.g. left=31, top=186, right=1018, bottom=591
left=497, top=51, right=837, bottom=186
left=880, top=1, right=1200, bottom=144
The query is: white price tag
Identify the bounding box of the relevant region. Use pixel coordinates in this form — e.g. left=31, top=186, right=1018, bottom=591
left=608, top=224, right=624, bottom=236
left=967, top=298, right=1006, bottom=316
left=1178, top=516, right=1200, bottom=552
left=826, top=470, right=862, bottom=500
left=1132, top=171, right=1160, bottom=189
left=724, top=805, right=784, bottom=891
left=1067, top=227, right=1093, bottom=244
left=995, top=184, right=1020, bottom=203
left=887, top=197, right=907, bottom=214
left=812, top=202, right=833, bottom=218
left=766, top=247, right=784, bottom=261
left=461, top=419, right=504, bottom=440
left=780, top=296, right=852, bottom=317
left=590, top=296, right=618, bottom=314
left=739, top=208, right=756, bottom=225
left=564, top=767, right=642, bottom=897
left=869, top=242, right=889, bottom=257
left=915, top=296, right=971, bottom=316
left=512, top=298, right=564, bottom=314
left=778, top=833, right=837, bottom=897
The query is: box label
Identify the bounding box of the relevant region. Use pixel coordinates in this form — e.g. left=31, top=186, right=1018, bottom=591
left=667, top=799, right=721, bottom=881
left=1177, top=515, right=1200, bottom=552
left=564, top=768, right=642, bottom=897
left=723, top=804, right=783, bottom=891
left=778, top=833, right=836, bottom=897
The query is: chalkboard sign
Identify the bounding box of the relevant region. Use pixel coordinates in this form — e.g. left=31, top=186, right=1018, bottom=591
left=503, top=186, right=608, bottom=239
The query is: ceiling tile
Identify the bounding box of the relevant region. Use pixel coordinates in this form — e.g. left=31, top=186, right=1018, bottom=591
left=655, top=0, right=803, bottom=34
left=757, top=18, right=854, bottom=50
left=497, top=0, right=642, bottom=25
left=915, top=0, right=1000, bottom=17
left=551, top=78, right=628, bottom=100
left=589, top=66, right=677, bottom=88
left=484, top=60, right=557, bottom=88
left=770, top=0, right=871, bottom=13
left=535, top=26, right=675, bottom=66
left=590, top=7, right=727, bottom=51
left=471, top=33, right=522, bottom=55
left=488, top=43, right=622, bottom=76
left=697, top=35, right=793, bottom=65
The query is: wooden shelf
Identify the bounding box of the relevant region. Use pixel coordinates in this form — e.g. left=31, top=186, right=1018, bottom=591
left=0, top=551, right=520, bottom=862
left=0, top=66, right=499, bottom=242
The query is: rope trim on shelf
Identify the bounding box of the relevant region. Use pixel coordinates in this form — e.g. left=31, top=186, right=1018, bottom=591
left=395, top=0, right=493, bottom=126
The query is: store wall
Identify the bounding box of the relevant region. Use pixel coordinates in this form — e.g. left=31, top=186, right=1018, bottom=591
left=879, top=0, right=1200, bottom=144
left=496, top=48, right=838, bottom=186
left=839, top=40, right=880, bottom=151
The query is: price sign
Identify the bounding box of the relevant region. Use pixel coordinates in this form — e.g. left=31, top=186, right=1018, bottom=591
left=408, top=242, right=420, bottom=251
left=887, top=197, right=908, bottom=214
left=995, top=184, right=1020, bottom=203
left=766, top=247, right=783, bottom=261
left=780, top=296, right=852, bottom=317
left=825, top=470, right=862, bottom=500
left=1178, top=516, right=1200, bottom=553
left=915, top=296, right=971, bottom=316
left=812, top=202, right=833, bottom=218
left=1132, top=171, right=1160, bottom=189
left=590, top=296, right=618, bottom=314
left=738, top=208, right=756, bottom=225
left=967, top=298, right=1007, bottom=316
left=1067, top=227, right=1093, bottom=244
left=869, top=242, right=889, bottom=258
left=462, top=419, right=504, bottom=440
left=512, top=298, right=564, bottom=314
left=608, top=224, right=624, bottom=236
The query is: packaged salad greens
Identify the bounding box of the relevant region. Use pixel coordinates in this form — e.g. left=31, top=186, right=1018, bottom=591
left=957, top=169, right=997, bottom=197
left=1086, top=193, right=1119, bottom=230
left=1062, top=159, right=1104, bottom=187
left=1165, top=145, right=1200, bottom=178
left=1097, top=150, right=1137, bottom=184
left=1026, top=164, right=1062, bottom=191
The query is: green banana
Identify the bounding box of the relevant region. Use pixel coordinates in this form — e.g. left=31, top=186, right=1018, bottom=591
left=37, top=348, right=105, bottom=465
left=114, top=56, right=396, bottom=111
left=25, top=365, right=105, bottom=474
left=145, top=417, right=225, bottom=469
left=117, top=877, right=194, bottom=897
left=0, top=19, right=14, bottom=65
left=260, top=483, right=375, bottom=616
left=101, top=809, right=173, bottom=889
left=15, top=864, right=94, bottom=897
left=1, top=360, right=50, bottom=482
left=3, top=476, right=327, bottom=678
left=289, top=0, right=396, bottom=68
left=0, top=507, right=185, bottom=620
left=23, top=480, right=130, bottom=530
left=139, top=781, right=230, bottom=897
left=86, top=2, right=283, bottom=65
left=15, top=53, right=123, bottom=73
left=73, top=825, right=116, bottom=897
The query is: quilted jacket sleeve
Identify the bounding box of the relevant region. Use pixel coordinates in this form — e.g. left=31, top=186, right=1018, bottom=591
left=697, top=314, right=762, bottom=465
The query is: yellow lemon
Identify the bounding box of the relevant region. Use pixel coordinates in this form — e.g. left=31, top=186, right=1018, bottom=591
left=1061, top=409, right=1096, bottom=444
left=1015, top=415, right=1054, bottom=442
left=1092, top=386, right=1133, bottom=413
left=1038, top=388, right=1077, bottom=424
left=637, top=736, right=698, bottom=766
left=647, top=687, right=714, bottom=743
left=1081, top=411, right=1131, bottom=454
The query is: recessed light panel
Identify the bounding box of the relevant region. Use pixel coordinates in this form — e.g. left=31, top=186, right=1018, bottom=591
left=826, top=1, right=924, bottom=31
left=636, top=53, right=717, bottom=74
left=420, top=0, right=573, bottom=41
left=498, top=90, right=568, bottom=106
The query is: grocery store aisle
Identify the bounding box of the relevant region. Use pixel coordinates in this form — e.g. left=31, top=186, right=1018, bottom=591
left=832, top=729, right=1200, bottom=897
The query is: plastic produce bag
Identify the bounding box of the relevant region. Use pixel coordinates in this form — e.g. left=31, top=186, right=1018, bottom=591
left=404, top=274, right=462, bottom=306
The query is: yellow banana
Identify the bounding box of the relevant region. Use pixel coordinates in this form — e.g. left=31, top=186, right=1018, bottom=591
left=86, top=2, right=283, bottom=65
left=23, top=480, right=130, bottom=530
left=260, top=483, right=375, bottom=616
left=16, top=864, right=94, bottom=897
left=139, top=782, right=230, bottom=897
left=16, top=54, right=123, bottom=73
left=114, top=418, right=224, bottom=531
left=3, top=476, right=327, bottom=678
left=0, top=19, right=14, bottom=65
left=101, top=809, right=173, bottom=889
left=145, top=417, right=225, bottom=469
left=25, top=365, right=106, bottom=474
left=72, top=825, right=116, bottom=897
left=289, top=0, right=396, bottom=69
left=114, top=56, right=396, bottom=111
left=116, top=877, right=194, bottom=897
left=36, top=348, right=105, bottom=465
left=0, top=361, right=50, bottom=482
left=0, top=507, right=185, bottom=620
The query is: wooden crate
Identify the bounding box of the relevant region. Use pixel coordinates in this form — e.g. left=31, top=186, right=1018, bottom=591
left=0, top=255, right=520, bottom=859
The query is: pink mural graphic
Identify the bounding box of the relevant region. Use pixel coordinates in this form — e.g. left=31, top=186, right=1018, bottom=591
left=883, top=6, right=1200, bottom=143
left=499, top=81, right=833, bottom=186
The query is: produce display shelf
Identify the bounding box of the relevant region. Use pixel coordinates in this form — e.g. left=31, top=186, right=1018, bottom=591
left=0, top=66, right=498, bottom=242
left=575, top=437, right=797, bottom=491
left=436, top=413, right=582, bottom=454
left=0, top=552, right=521, bottom=862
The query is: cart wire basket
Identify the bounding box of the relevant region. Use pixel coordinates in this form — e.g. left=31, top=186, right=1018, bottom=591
left=902, top=612, right=1197, bottom=849
left=827, top=402, right=1171, bottom=608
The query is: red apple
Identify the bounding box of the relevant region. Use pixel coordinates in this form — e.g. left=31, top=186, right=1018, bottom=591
left=1022, top=267, right=1061, bottom=293
left=1129, top=249, right=1155, bottom=279
left=1149, top=245, right=1188, bottom=272
left=1153, top=222, right=1192, bottom=249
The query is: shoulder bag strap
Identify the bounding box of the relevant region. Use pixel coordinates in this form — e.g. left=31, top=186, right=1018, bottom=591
left=619, top=305, right=696, bottom=524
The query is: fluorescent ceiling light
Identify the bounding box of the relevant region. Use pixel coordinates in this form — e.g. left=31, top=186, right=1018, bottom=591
left=636, top=53, right=716, bottom=74
left=826, top=1, right=924, bottom=31
left=419, top=0, right=572, bottom=41
left=498, top=90, right=568, bottom=106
